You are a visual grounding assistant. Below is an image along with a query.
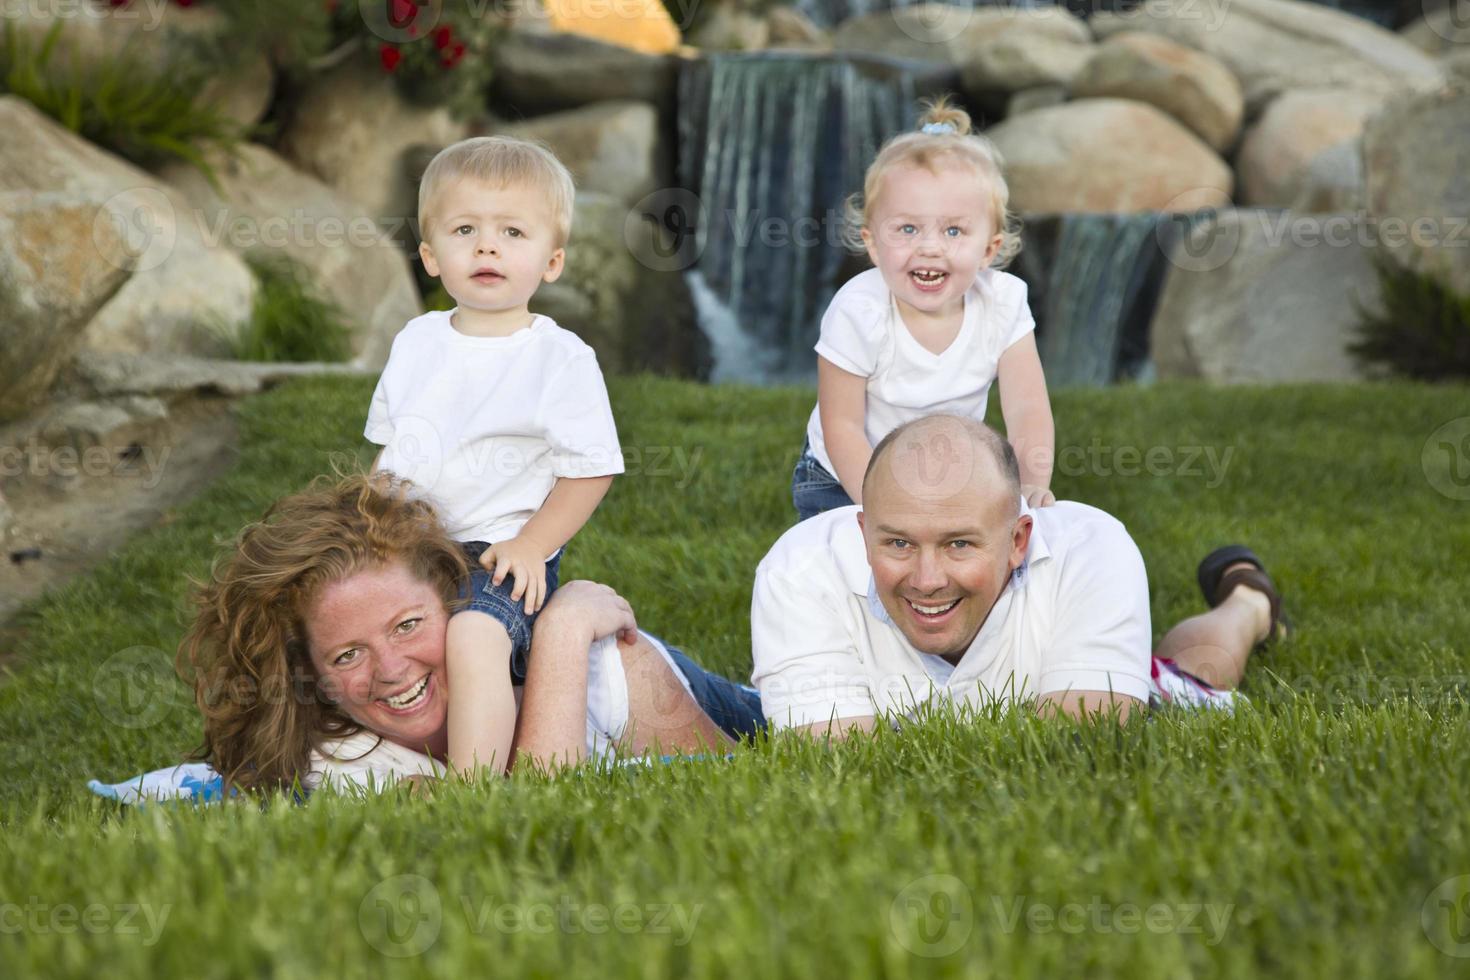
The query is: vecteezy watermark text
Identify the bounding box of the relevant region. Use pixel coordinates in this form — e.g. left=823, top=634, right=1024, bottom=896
left=358, top=875, right=703, bottom=957
left=889, top=874, right=1234, bottom=957
left=0, top=438, right=172, bottom=490
left=1051, top=440, right=1234, bottom=488
left=0, top=899, right=171, bottom=946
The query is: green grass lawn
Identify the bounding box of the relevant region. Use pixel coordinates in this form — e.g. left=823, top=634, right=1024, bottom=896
left=2, top=376, right=1469, bottom=978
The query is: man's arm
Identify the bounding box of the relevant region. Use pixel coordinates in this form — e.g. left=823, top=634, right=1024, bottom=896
left=1033, top=512, right=1154, bottom=721
left=750, top=537, right=877, bottom=735
left=1036, top=691, right=1143, bottom=722
left=789, top=715, right=878, bottom=740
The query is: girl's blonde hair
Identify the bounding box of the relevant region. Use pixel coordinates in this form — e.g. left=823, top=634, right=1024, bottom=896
left=843, top=96, right=1022, bottom=269
left=417, top=135, right=576, bottom=247
left=176, top=471, right=469, bottom=793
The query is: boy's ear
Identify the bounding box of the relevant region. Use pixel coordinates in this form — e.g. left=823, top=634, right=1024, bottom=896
left=419, top=240, right=440, bottom=277
left=542, top=247, right=565, bottom=284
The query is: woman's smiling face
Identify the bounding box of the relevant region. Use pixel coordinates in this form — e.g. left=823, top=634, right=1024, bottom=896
left=305, top=561, right=453, bottom=757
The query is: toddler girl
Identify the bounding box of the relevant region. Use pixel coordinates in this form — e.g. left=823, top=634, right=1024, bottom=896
left=793, top=97, right=1054, bottom=520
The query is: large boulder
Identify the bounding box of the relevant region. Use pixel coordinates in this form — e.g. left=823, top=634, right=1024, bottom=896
left=278, top=58, right=466, bottom=242
left=832, top=4, right=1090, bottom=77
left=687, top=5, right=772, bottom=50
left=962, top=33, right=1093, bottom=94
left=985, top=98, right=1233, bottom=213
left=529, top=192, right=707, bottom=376
left=1090, top=0, right=1443, bottom=112
left=1237, top=89, right=1385, bottom=207
left=162, top=145, right=423, bottom=370
left=1400, top=4, right=1470, bottom=56
left=1363, top=82, right=1470, bottom=296
left=1070, top=32, right=1243, bottom=152
left=0, top=97, right=255, bottom=357
left=1289, top=139, right=1365, bottom=214
left=503, top=101, right=663, bottom=206
left=767, top=7, right=829, bottom=49
left=0, top=194, right=136, bottom=422
left=491, top=28, right=680, bottom=117
left=532, top=0, right=683, bottom=54
left=1150, top=209, right=1378, bottom=382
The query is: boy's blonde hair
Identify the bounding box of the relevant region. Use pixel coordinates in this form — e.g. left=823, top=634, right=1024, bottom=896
left=843, top=96, right=1022, bottom=269
left=417, top=135, right=576, bottom=247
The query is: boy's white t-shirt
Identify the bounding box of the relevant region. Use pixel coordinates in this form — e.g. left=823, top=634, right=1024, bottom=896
left=804, top=266, right=1036, bottom=476
left=366, top=310, right=624, bottom=546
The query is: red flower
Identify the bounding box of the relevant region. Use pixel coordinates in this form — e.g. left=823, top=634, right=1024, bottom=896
left=379, top=43, right=402, bottom=73
left=107, top=0, right=128, bottom=7
left=391, top=0, right=417, bottom=23
left=451, top=41, right=466, bottom=63
left=433, top=26, right=453, bottom=50
left=173, top=0, right=195, bottom=7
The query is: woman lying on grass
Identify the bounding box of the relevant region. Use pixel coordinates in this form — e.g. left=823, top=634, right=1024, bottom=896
left=177, top=472, right=764, bottom=794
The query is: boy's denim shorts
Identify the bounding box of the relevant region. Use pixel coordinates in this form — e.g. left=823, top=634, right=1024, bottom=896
left=791, top=438, right=855, bottom=522
left=459, top=541, right=562, bottom=683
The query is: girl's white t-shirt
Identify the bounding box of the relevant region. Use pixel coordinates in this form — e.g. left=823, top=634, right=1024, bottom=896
left=804, top=267, right=1037, bottom=476
left=365, top=310, right=624, bottom=546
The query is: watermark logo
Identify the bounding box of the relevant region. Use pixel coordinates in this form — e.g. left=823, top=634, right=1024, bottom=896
left=625, top=188, right=707, bottom=273
left=889, top=874, right=974, bottom=957
left=1159, top=203, right=1239, bottom=273
left=94, top=188, right=176, bottom=274
left=93, top=646, right=176, bottom=730
left=1423, top=418, right=1470, bottom=501
left=891, top=2, right=976, bottom=45
left=1423, top=874, right=1470, bottom=957
left=358, top=0, right=444, bottom=43
left=360, top=874, right=443, bottom=958
left=1424, top=0, right=1470, bottom=42
left=885, top=425, right=978, bottom=502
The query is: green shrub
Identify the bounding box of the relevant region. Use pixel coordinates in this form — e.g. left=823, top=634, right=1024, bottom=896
left=1353, top=256, right=1470, bottom=380
left=0, top=20, right=241, bottom=180
left=228, top=254, right=355, bottom=364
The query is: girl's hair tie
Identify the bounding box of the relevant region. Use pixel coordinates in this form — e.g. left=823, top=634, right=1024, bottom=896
left=921, top=121, right=958, bottom=135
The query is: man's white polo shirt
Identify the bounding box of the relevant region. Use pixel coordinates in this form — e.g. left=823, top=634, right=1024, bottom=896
left=750, top=500, right=1153, bottom=728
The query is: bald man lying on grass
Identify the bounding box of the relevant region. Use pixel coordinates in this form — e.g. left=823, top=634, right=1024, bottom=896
left=751, top=415, right=1287, bottom=736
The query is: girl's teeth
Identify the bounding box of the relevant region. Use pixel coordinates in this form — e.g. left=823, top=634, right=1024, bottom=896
left=911, top=599, right=957, bottom=615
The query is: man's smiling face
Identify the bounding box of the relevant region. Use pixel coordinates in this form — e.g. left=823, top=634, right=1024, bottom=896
left=858, top=419, right=1031, bottom=660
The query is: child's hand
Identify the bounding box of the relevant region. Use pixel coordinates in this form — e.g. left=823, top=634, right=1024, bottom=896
left=480, top=536, right=549, bottom=614
left=1022, top=485, right=1056, bottom=508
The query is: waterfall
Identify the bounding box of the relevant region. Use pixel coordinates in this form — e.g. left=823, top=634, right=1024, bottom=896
left=1017, top=212, right=1177, bottom=387
left=678, top=52, right=920, bottom=383
left=794, top=0, right=1052, bottom=30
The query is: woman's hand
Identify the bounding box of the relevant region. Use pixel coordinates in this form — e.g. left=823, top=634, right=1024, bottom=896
left=538, top=580, right=638, bottom=646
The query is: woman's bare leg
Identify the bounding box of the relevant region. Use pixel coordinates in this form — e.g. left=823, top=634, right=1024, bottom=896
left=1153, top=564, right=1274, bottom=691
left=617, top=636, right=733, bottom=755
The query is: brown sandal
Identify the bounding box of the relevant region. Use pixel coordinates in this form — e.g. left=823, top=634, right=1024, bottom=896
left=1197, top=545, right=1289, bottom=647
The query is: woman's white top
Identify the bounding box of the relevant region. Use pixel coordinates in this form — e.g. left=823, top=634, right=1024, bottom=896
left=305, top=631, right=693, bottom=791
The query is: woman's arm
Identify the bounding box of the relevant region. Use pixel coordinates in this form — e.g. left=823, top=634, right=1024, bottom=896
left=511, top=581, right=637, bottom=771
left=817, top=356, right=872, bottom=504
left=997, top=334, right=1055, bottom=506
